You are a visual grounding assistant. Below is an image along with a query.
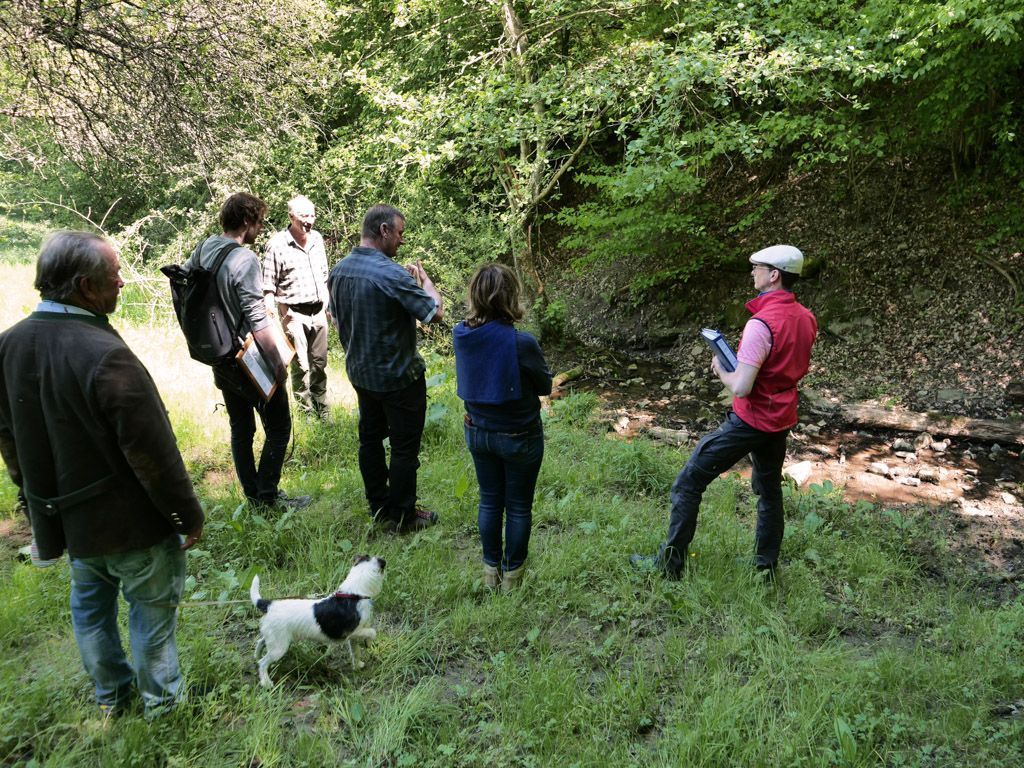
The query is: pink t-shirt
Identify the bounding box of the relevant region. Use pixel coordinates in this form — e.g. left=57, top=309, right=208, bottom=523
left=736, top=318, right=772, bottom=368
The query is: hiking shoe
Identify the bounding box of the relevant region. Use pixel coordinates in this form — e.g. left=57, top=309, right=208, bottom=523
left=629, top=552, right=681, bottom=581
left=755, top=563, right=779, bottom=585
left=500, top=564, right=525, bottom=592
left=276, top=492, right=312, bottom=510
left=98, top=703, right=127, bottom=720
left=251, top=492, right=312, bottom=512
left=482, top=563, right=500, bottom=589
left=395, top=507, right=439, bottom=533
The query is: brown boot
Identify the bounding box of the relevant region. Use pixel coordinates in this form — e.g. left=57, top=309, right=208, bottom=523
left=500, top=564, right=525, bottom=593
left=482, top=563, right=500, bottom=589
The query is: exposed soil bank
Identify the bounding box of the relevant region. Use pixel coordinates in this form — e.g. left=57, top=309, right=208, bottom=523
left=547, top=160, right=1024, bottom=419
left=540, top=159, right=1024, bottom=596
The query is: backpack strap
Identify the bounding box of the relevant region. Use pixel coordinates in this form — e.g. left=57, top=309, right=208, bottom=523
left=206, top=239, right=246, bottom=350
left=209, top=240, right=243, bottom=275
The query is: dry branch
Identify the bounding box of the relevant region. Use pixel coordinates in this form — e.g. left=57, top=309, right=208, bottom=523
left=552, top=366, right=583, bottom=389
left=644, top=425, right=691, bottom=446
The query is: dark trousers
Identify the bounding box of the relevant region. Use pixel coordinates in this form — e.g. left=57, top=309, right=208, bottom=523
left=354, top=376, right=426, bottom=525
left=222, top=384, right=292, bottom=502
left=465, top=421, right=544, bottom=572
left=663, top=411, right=788, bottom=575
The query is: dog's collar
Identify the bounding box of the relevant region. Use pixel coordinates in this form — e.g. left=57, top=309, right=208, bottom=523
left=333, top=591, right=369, bottom=600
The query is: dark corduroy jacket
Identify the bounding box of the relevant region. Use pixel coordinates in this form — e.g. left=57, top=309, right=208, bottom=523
left=0, top=311, right=204, bottom=559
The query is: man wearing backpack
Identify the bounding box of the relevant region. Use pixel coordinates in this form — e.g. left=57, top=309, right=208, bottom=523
left=186, top=193, right=310, bottom=511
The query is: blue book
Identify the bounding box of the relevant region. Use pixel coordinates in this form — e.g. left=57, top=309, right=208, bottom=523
left=700, top=328, right=738, bottom=372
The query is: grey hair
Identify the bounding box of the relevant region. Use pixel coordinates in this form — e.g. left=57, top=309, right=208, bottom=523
left=34, top=231, right=109, bottom=302
left=287, top=195, right=314, bottom=215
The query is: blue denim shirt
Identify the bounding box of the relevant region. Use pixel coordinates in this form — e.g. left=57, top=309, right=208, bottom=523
left=328, top=246, right=437, bottom=392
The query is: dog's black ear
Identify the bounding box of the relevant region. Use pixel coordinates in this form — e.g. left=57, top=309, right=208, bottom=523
left=354, top=554, right=370, bottom=564
left=377, top=557, right=386, bottom=571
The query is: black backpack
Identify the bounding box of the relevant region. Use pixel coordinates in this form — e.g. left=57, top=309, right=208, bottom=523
left=161, top=240, right=244, bottom=365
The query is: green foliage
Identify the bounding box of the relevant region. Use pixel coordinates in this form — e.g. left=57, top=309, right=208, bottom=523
left=547, top=391, right=599, bottom=428
left=0, top=0, right=330, bottom=198
left=4, top=0, right=1023, bottom=302
left=0, top=215, right=50, bottom=265
left=3, top=1, right=1024, bottom=761
left=552, top=0, right=1024, bottom=295
left=538, top=296, right=567, bottom=342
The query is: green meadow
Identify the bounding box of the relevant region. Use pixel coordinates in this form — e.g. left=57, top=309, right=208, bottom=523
left=1, top=251, right=1022, bottom=766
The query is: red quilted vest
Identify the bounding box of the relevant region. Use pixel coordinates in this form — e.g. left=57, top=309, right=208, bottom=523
left=733, top=290, right=817, bottom=433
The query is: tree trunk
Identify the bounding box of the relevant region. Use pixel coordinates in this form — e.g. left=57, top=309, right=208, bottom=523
left=805, top=393, right=1024, bottom=445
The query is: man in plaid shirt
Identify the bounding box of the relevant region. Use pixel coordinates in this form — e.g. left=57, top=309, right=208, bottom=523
left=263, top=195, right=330, bottom=419
left=328, top=205, right=444, bottom=533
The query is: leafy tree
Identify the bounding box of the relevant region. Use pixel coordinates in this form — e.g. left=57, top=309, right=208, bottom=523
left=0, top=0, right=329, bottom=194
left=2, top=0, right=1022, bottom=301
left=558, top=0, right=1024, bottom=293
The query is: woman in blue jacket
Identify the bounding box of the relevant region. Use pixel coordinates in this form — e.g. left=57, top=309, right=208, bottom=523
left=453, top=264, right=552, bottom=591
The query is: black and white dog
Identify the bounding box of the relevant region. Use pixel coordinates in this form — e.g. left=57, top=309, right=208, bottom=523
left=250, top=555, right=386, bottom=687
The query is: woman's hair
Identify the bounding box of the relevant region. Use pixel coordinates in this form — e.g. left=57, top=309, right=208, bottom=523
left=465, top=263, right=525, bottom=328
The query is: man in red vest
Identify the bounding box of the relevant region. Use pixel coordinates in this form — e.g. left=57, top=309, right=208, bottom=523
left=632, top=245, right=817, bottom=581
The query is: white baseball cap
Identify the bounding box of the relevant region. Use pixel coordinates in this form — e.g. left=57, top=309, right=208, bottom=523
left=749, top=244, right=803, bottom=276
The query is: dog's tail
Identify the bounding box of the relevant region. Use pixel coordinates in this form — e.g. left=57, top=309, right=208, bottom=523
left=250, top=575, right=271, bottom=614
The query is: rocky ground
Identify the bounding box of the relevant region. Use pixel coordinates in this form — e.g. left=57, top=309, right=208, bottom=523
left=544, top=158, right=1024, bottom=598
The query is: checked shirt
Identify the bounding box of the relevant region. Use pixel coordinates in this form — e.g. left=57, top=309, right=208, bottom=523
left=328, top=246, right=437, bottom=392
left=263, top=228, right=329, bottom=306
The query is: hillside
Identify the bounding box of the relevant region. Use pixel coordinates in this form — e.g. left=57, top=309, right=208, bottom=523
left=552, top=160, right=1024, bottom=420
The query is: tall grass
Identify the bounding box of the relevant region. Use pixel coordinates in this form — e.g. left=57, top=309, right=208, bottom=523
left=1, top=304, right=1023, bottom=765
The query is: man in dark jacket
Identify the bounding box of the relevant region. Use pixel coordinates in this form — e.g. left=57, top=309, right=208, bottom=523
left=0, top=231, right=204, bottom=717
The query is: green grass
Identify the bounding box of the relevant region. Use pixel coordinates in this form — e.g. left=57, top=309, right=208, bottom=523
left=1, top=371, right=1023, bottom=766
left=0, top=214, right=51, bottom=265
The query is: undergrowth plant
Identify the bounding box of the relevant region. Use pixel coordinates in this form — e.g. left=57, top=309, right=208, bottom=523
left=1, top=375, right=1023, bottom=766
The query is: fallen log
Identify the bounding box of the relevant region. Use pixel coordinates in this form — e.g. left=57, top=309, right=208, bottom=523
left=805, top=393, right=1024, bottom=445
left=552, top=366, right=583, bottom=389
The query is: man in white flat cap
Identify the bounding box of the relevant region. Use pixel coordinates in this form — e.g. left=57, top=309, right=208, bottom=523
left=632, top=244, right=817, bottom=581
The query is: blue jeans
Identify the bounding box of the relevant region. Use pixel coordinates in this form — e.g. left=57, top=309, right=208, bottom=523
left=663, top=411, right=788, bottom=575
left=222, top=383, right=292, bottom=502
left=465, top=421, right=544, bottom=571
left=355, top=376, right=427, bottom=525
left=69, top=536, right=186, bottom=714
